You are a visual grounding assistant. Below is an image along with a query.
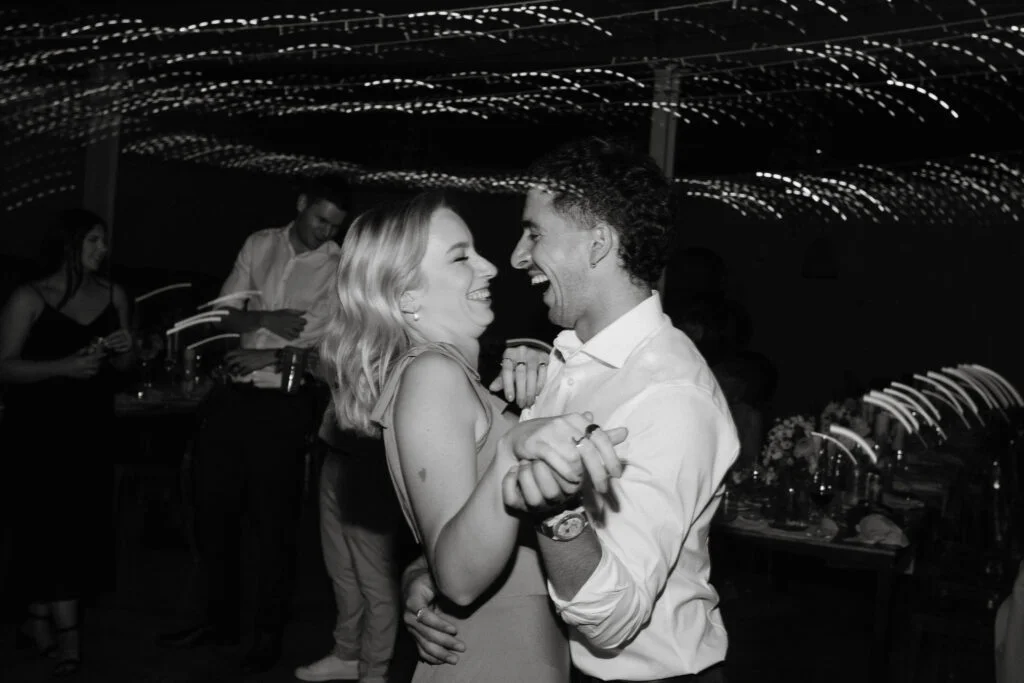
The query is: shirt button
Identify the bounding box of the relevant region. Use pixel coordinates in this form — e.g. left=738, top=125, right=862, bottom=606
left=566, top=377, right=575, bottom=386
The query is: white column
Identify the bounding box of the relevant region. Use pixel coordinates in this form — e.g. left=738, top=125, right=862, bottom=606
left=82, top=65, right=123, bottom=239
left=648, top=65, right=680, bottom=296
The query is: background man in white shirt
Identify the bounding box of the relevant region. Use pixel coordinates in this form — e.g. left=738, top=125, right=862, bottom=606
left=160, top=178, right=349, bottom=676
left=404, top=138, right=739, bottom=683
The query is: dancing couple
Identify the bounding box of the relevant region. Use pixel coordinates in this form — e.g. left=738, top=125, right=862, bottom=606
left=321, top=137, right=739, bottom=683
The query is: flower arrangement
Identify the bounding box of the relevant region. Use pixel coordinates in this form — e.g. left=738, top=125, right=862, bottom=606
left=819, top=400, right=855, bottom=433
left=760, top=414, right=819, bottom=485
left=819, top=398, right=874, bottom=452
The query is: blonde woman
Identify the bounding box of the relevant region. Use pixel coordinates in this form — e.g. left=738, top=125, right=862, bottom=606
left=321, top=191, right=625, bottom=683
left=996, top=561, right=1024, bottom=683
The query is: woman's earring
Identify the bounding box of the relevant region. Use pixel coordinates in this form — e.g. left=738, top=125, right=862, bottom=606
left=412, top=312, right=420, bottom=321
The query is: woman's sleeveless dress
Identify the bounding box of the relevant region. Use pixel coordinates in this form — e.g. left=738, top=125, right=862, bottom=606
left=371, top=343, right=569, bottom=683
left=2, top=298, right=119, bottom=601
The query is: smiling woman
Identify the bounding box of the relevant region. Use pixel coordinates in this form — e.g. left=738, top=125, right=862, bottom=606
left=320, top=191, right=576, bottom=683
left=404, top=207, right=498, bottom=351
left=0, top=207, right=134, bottom=678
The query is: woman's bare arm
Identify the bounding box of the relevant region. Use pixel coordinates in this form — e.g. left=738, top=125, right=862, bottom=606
left=394, top=352, right=519, bottom=606
left=0, top=287, right=71, bottom=383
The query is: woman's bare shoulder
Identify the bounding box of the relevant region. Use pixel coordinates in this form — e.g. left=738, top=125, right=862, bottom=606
left=395, top=350, right=482, bottom=422
left=4, top=283, right=47, bottom=313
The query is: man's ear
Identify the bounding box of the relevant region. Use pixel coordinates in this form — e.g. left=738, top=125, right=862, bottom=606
left=589, top=222, right=616, bottom=268
left=297, top=194, right=309, bottom=213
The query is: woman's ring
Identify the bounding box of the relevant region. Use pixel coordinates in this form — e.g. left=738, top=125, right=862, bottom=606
left=515, top=361, right=527, bottom=369
left=415, top=607, right=426, bottom=621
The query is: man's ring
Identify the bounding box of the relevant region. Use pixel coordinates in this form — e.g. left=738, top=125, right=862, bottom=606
left=415, top=607, right=425, bottom=621
left=572, top=424, right=600, bottom=447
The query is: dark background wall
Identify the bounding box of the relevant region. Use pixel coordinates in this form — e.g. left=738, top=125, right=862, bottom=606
left=1, top=155, right=1018, bottom=416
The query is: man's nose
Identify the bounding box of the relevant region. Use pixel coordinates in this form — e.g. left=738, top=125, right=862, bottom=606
left=510, top=237, right=530, bottom=270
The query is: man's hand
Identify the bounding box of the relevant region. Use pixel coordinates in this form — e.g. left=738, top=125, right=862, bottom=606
left=215, top=300, right=304, bottom=340
left=402, top=557, right=465, bottom=665
left=260, top=309, right=307, bottom=340
left=502, top=419, right=627, bottom=513
left=500, top=411, right=628, bottom=495
left=224, top=348, right=277, bottom=376
left=488, top=344, right=550, bottom=408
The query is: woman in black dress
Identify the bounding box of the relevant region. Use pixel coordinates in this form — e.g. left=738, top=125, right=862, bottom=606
left=0, top=208, right=133, bottom=676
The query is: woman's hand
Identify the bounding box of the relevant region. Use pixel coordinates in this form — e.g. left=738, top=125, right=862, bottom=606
left=60, top=346, right=105, bottom=379
left=499, top=411, right=628, bottom=495
left=102, top=329, right=133, bottom=354
left=488, top=344, right=550, bottom=408
left=502, top=459, right=582, bottom=515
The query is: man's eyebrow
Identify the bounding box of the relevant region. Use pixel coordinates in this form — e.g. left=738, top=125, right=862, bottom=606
left=521, top=219, right=537, bottom=229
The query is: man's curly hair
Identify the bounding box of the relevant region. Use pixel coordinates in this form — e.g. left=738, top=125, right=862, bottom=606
left=526, top=136, right=676, bottom=287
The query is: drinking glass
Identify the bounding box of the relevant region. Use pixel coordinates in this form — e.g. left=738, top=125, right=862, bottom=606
left=809, top=449, right=840, bottom=537
left=134, top=331, right=163, bottom=398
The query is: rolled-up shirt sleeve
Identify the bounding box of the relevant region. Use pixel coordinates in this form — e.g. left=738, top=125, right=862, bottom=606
left=297, top=272, right=337, bottom=347
left=219, top=235, right=257, bottom=309
left=548, top=382, right=730, bottom=650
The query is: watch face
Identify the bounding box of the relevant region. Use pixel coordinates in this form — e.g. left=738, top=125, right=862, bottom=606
left=555, top=513, right=586, bottom=539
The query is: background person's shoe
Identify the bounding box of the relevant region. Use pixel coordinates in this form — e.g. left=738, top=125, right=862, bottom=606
left=294, top=653, right=360, bottom=681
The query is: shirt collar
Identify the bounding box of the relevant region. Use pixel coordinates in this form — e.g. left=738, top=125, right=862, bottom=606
left=552, top=292, right=667, bottom=369
left=282, top=222, right=341, bottom=258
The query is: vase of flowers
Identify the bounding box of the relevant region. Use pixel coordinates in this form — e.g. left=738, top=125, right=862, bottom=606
left=761, top=415, right=819, bottom=529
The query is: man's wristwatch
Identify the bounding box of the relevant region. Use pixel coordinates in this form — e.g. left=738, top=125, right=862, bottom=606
left=536, top=505, right=589, bottom=542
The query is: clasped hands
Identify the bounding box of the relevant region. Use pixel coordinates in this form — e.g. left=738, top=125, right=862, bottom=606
left=402, top=412, right=627, bottom=666
left=499, top=412, right=628, bottom=514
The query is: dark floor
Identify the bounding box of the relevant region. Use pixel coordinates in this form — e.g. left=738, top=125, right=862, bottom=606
left=0, top=466, right=995, bottom=683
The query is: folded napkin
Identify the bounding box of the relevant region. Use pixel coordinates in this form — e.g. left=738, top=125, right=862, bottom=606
left=855, top=514, right=909, bottom=547
left=819, top=516, right=839, bottom=538
left=881, top=492, right=926, bottom=511
left=892, top=477, right=944, bottom=494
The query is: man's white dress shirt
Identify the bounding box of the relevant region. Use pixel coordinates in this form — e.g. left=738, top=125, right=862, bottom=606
left=522, top=293, right=739, bottom=680
left=219, top=223, right=341, bottom=389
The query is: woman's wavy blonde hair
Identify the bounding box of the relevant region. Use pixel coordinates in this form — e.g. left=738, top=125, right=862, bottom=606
left=320, top=191, right=449, bottom=437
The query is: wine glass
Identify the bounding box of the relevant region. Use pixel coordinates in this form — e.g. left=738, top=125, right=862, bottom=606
left=134, top=331, right=164, bottom=397
left=809, top=447, right=840, bottom=537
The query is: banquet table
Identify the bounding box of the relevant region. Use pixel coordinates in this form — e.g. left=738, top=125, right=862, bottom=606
left=716, top=510, right=918, bottom=678
left=713, top=454, right=961, bottom=680
left=115, top=382, right=212, bottom=419
left=112, top=382, right=212, bottom=559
